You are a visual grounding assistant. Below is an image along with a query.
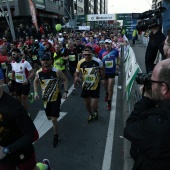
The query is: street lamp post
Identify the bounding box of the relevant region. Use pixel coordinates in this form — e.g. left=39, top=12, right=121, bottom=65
left=5, top=0, right=16, bottom=40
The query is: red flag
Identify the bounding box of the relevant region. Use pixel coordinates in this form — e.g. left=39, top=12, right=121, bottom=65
left=29, top=0, right=39, bottom=32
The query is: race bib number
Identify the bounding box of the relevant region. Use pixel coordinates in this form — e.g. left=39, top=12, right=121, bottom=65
left=69, top=55, right=76, bottom=61
left=8, top=73, right=12, bottom=79
left=84, top=75, right=95, bottom=83
left=1, top=63, right=6, bottom=69
left=32, top=55, right=38, bottom=60
left=15, top=73, right=24, bottom=81
left=105, top=61, right=113, bottom=68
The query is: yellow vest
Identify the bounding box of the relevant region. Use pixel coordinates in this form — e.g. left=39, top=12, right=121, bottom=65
left=53, top=52, right=65, bottom=71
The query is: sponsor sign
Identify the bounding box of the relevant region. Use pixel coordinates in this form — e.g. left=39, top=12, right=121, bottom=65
left=86, top=14, right=116, bottom=21
left=116, top=13, right=137, bottom=39
left=29, top=0, right=39, bottom=32
left=124, top=45, right=141, bottom=100
left=78, top=26, right=90, bottom=30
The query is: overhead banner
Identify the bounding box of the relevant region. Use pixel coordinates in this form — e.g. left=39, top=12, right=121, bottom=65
left=86, top=14, right=116, bottom=21
left=29, top=0, right=39, bottom=32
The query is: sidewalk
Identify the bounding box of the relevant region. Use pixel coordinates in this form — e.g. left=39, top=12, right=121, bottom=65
left=132, top=40, right=146, bottom=72
left=123, top=40, right=147, bottom=170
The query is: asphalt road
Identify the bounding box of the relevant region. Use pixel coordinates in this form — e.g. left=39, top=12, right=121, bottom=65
left=4, top=69, right=124, bottom=170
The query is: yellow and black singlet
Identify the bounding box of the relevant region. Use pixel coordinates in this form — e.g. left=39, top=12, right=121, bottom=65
left=76, top=57, right=103, bottom=90
left=37, top=67, right=60, bottom=106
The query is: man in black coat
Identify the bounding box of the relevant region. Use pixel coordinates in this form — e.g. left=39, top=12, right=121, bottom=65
left=124, top=58, right=170, bottom=170
left=145, top=26, right=165, bottom=73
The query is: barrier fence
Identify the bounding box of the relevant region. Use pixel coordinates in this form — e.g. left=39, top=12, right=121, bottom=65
left=121, top=35, right=148, bottom=113
left=121, top=45, right=141, bottom=113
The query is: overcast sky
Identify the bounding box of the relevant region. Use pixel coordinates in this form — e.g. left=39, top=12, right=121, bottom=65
left=108, top=0, right=153, bottom=13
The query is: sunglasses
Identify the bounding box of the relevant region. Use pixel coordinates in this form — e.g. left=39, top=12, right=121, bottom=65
left=41, top=59, right=50, bottom=61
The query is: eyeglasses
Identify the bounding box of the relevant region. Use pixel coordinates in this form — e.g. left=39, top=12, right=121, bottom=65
left=148, top=79, right=169, bottom=90
left=12, top=54, right=17, bottom=56
left=41, top=59, right=50, bottom=61
left=83, top=54, right=92, bottom=56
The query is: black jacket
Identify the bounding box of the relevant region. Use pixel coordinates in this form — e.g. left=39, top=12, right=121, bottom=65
left=145, top=29, right=165, bottom=63
left=124, top=97, right=170, bottom=170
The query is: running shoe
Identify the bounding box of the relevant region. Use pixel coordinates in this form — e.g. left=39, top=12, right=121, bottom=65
left=107, top=104, right=111, bottom=111
left=93, top=112, right=98, bottom=121
left=42, top=159, right=53, bottom=170
left=52, top=134, right=59, bottom=147
left=104, top=95, right=108, bottom=102
left=28, top=93, right=34, bottom=103
left=87, top=115, right=94, bottom=124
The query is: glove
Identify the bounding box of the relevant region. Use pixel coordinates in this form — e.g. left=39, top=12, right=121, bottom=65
left=34, top=92, right=39, bottom=100
left=0, top=146, right=6, bottom=160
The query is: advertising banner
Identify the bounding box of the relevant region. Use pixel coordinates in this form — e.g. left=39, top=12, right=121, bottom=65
left=124, top=47, right=140, bottom=100
left=86, top=14, right=116, bottom=21
left=29, top=0, right=39, bottom=32
left=116, top=13, right=137, bottom=39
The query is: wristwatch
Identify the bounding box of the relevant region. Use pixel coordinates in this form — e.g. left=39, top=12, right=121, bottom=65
left=3, top=147, right=10, bottom=154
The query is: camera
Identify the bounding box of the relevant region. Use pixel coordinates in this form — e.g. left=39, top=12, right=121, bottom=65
left=132, top=7, right=166, bottom=31
left=135, top=72, right=152, bottom=90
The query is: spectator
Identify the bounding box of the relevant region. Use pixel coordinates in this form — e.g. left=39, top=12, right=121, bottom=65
left=0, top=79, right=38, bottom=169
left=145, top=25, right=165, bottom=73
left=124, top=59, right=170, bottom=170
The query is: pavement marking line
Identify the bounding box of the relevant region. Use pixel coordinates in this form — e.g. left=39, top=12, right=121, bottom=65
left=33, top=84, right=74, bottom=139
left=102, top=76, right=118, bottom=170
left=34, top=111, right=67, bottom=138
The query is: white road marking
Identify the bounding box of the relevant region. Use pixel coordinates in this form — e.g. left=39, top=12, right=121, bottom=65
left=33, top=85, right=74, bottom=139
left=102, top=76, right=118, bottom=170
left=34, top=111, right=67, bottom=138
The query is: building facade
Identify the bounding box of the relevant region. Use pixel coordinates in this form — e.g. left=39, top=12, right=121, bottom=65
left=0, top=0, right=72, bottom=31
left=85, top=0, right=108, bottom=15
left=151, top=0, right=162, bottom=9
left=0, top=0, right=108, bottom=32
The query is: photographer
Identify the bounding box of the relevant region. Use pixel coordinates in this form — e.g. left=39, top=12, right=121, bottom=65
left=145, top=25, right=165, bottom=72
left=124, top=59, right=170, bottom=170
left=133, top=7, right=166, bottom=73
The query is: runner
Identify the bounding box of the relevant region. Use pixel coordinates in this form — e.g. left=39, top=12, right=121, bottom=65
left=53, top=44, right=66, bottom=75
left=65, top=39, right=79, bottom=94
left=101, top=39, right=120, bottom=110
left=6, top=52, right=16, bottom=96
left=11, top=48, right=34, bottom=114
left=28, top=37, right=40, bottom=71
left=33, top=53, right=68, bottom=147
left=75, top=46, right=105, bottom=123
